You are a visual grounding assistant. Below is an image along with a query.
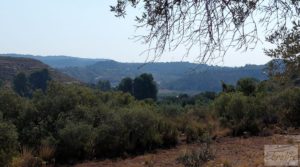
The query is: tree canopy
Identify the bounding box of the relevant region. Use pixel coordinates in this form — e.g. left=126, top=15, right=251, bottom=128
left=112, top=0, right=300, bottom=62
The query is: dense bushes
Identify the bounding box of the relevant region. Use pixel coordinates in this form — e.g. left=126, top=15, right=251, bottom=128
left=2, top=74, right=300, bottom=166
left=0, top=82, right=180, bottom=165
left=266, top=87, right=300, bottom=127
left=0, top=121, right=18, bottom=167
left=214, top=92, right=265, bottom=136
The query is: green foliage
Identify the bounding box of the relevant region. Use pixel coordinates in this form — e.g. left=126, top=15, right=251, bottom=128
left=57, top=122, right=96, bottom=161
left=133, top=73, right=158, bottom=100
left=96, top=80, right=111, bottom=91
left=221, top=81, right=235, bottom=93
left=214, top=93, right=264, bottom=136
left=177, top=143, right=215, bottom=167
left=13, top=73, right=30, bottom=97
left=267, top=88, right=300, bottom=127
left=236, top=78, right=258, bottom=96
left=0, top=79, right=3, bottom=88
left=29, top=69, right=51, bottom=92
left=0, top=121, right=18, bottom=167
left=117, top=77, right=133, bottom=94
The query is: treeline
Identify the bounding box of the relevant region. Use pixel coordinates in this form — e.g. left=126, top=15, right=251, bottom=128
left=93, top=73, right=158, bottom=100
left=1, top=68, right=300, bottom=166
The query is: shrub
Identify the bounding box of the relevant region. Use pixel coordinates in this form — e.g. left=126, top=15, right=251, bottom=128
left=214, top=93, right=264, bottom=136
left=57, top=122, right=96, bottom=162
left=10, top=148, right=43, bottom=167
left=177, top=143, right=215, bottom=167
left=185, top=121, right=205, bottom=143
left=38, top=145, right=55, bottom=162
left=93, top=112, right=125, bottom=158
left=121, top=109, right=163, bottom=152
left=0, top=121, right=18, bottom=167
left=267, top=88, right=300, bottom=127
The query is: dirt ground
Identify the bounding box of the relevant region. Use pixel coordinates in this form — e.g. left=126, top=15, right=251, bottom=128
left=73, top=134, right=300, bottom=167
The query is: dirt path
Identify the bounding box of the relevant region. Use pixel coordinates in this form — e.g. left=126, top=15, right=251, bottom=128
left=74, top=134, right=294, bottom=167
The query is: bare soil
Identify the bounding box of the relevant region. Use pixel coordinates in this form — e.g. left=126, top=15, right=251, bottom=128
left=73, top=134, right=299, bottom=167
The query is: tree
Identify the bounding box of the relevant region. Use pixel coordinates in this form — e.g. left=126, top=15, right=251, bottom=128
left=0, top=80, right=3, bottom=88
left=221, top=81, right=235, bottom=93
left=13, top=73, right=30, bottom=97
left=29, top=69, right=51, bottom=92
left=97, top=80, right=111, bottom=91
left=133, top=73, right=158, bottom=100
left=265, top=21, right=300, bottom=82
left=236, top=78, right=258, bottom=96
left=112, top=1, right=300, bottom=62
left=117, top=77, right=133, bottom=94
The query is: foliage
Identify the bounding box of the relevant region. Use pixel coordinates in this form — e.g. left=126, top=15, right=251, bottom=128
left=57, top=122, right=96, bottom=161
left=13, top=73, right=30, bottom=97
left=221, top=81, right=235, bottom=93
left=10, top=148, right=43, bottom=167
left=236, top=78, right=258, bottom=96
left=96, top=80, right=111, bottom=91
left=0, top=121, right=18, bottom=167
left=214, top=93, right=264, bottom=136
left=177, top=143, right=215, bottom=167
left=111, top=0, right=299, bottom=62
left=29, top=69, right=51, bottom=92
left=133, top=73, right=158, bottom=100
left=266, top=87, right=300, bottom=127
left=117, top=77, right=133, bottom=94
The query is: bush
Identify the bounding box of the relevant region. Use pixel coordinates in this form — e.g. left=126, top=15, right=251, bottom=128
left=0, top=121, right=18, bottom=167
left=267, top=88, right=300, bottom=127
left=177, top=143, right=215, bottom=167
left=10, top=148, right=43, bottom=167
left=121, top=109, right=163, bottom=152
left=57, top=122, right=96, bottom=162
left=214, top=93, right=264, bottom=136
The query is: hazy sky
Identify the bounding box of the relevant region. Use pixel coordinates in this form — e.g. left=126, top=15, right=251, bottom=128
left=0, top=0, right=272, bottom=66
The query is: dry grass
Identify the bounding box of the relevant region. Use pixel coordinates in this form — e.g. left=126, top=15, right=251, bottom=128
left=10, top=148, right=43, bottom=167
left=38, top=145, right=55, bottom=162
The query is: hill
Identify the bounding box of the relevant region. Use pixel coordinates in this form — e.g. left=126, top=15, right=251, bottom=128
left=0, top=54, right=108, bottom=68
left=61, top=61, right=268, bottom=92
left=0, top=56, right=76, bottom=83
left=1, top=54, right=268, bottom=92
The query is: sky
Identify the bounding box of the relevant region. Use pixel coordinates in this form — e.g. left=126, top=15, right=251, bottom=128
left=0, top=0, right=272, bottom=67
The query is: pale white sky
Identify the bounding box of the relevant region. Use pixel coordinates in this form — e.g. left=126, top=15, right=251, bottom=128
left=0, top=0, right=272, bottom=67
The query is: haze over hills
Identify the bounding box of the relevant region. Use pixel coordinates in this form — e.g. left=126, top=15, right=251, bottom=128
left=0, top=54, right=268, bottom=92
left=0, top=54, right=109, bottom=68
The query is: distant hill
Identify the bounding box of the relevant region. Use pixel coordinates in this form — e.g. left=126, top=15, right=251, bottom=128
left=1, top=54, right=268, bottom=92
left=61, top=61, right=268, bottom=92
left=0, top=56, right=76, bottom=83
left=0, top=54, right=109, bottom=68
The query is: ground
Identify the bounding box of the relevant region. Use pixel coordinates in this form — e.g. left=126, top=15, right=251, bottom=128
left=73, top=133, right=299, bottom=167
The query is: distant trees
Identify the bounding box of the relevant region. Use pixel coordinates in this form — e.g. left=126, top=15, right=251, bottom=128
left=29, top=69, right=51, bottom=92
left=96, top=80, right=111, bottom=91
left=236, top=78, right=258, bottom=96
left=13, top=69, right=51, bottom=97
left=221, top=81, right=235, bottom=93
left=117, top=77, right=133, bottom=93
left=118, top=73, right=158, bottom=100
left=13, top=73, right=29, bottom=97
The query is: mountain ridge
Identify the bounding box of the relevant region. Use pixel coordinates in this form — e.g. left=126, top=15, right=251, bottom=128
left=1, top=54, right=268, bottom=92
